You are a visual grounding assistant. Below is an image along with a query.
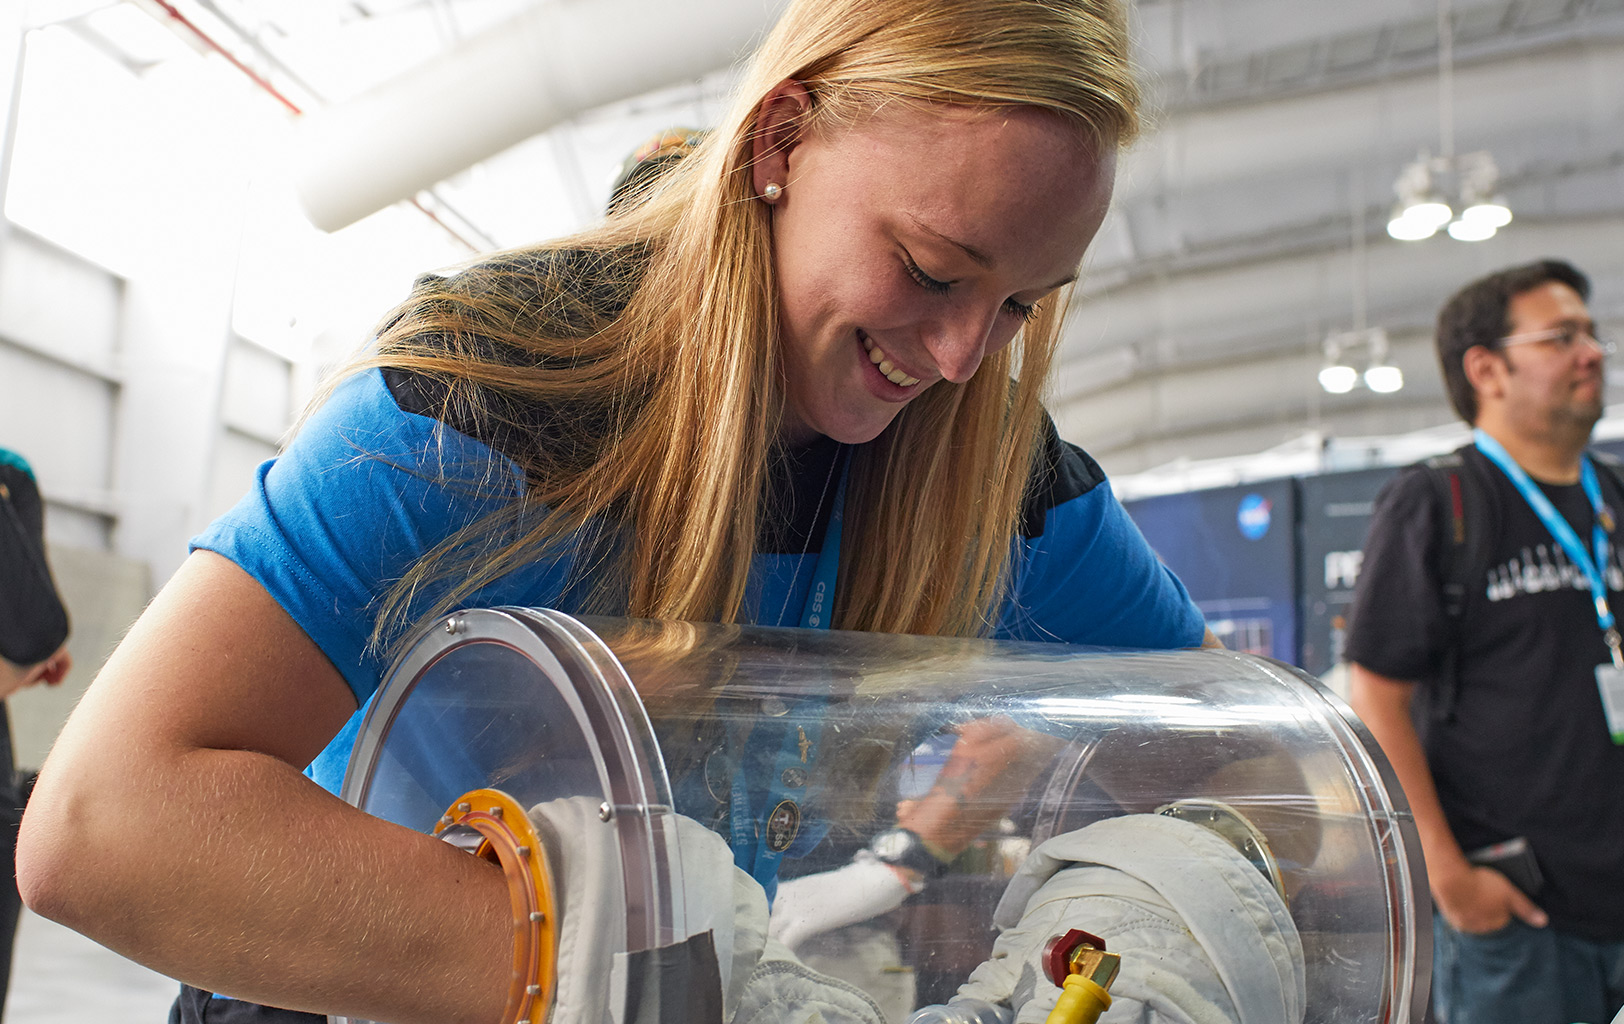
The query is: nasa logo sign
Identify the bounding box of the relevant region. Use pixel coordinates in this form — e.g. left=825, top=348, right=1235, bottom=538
left=1237, top=494, right=1272, bottom=540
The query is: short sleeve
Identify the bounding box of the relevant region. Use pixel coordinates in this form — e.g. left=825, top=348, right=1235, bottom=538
left=1001, top=479, right=1207, bottom=649
left=1343, top=468, right=1447, bottom=682
left=190, top=369, right=571, bottom=706
left=1, top=450, right=71, bottom=664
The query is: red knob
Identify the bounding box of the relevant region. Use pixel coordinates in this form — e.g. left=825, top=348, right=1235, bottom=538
left=1041, top=928, right=1108, bottom=988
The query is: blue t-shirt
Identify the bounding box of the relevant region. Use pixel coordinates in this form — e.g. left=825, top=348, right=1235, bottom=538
left=192, top=368, right=1204, bottom=792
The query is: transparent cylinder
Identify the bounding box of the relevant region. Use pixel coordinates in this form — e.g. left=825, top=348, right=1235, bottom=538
left=341, top=610, right=1429, bottom=1024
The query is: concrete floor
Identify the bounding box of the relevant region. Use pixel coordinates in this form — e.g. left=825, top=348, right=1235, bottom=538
left=6, top=908, right=178, bottom=1024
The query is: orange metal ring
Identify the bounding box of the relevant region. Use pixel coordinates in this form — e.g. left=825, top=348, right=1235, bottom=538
left=435, top=789, right=558, bottom=1024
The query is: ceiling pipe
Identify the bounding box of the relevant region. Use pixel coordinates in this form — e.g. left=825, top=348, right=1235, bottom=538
left=1063, top=211, right=1624, bottom=379
left=135, top=0, right=491, bottom=250
left=1050, top=213, right=1624, bottom=472
left=1113, top=39, right=1624, bottom=205
left=294, top=0, right=786, bottom=232
left=143, top=0, right=302, bottom=115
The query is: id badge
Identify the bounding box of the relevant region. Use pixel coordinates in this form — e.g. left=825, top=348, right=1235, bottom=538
left=1598, top=664, right=1624, bottom=745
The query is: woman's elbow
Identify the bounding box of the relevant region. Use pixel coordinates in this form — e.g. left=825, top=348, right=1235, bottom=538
left=17, top=792, right=88, bottom=924
left=16, top=763, right=138, bottom=931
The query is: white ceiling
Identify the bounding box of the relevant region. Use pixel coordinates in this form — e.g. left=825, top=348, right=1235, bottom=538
left=39, top=0, right=1624, bottom=476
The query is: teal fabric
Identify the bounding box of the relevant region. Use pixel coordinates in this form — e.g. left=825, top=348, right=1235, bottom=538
left=0, top=449, right=34, bottom=479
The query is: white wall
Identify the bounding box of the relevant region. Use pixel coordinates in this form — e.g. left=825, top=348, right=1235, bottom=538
left=7, top=545, right=150, bottom=770
left=0, top=11, right=451, bottom=762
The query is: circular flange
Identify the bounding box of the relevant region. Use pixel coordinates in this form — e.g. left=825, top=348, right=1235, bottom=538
left=434, top=788, right=558, bottom=1024
left=1155, top=797, right=1288, bottom=905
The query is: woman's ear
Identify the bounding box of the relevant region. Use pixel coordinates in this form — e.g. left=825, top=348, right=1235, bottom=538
left=750, top=80, right=813, bottom=199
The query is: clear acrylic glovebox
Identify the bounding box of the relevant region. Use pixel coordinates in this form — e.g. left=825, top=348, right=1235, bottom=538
left=338, top=609, right=1428, bottom=1024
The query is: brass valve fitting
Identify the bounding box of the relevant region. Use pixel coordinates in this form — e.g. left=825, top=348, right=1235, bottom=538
left=1041, top=929, right=1121, bottom=1024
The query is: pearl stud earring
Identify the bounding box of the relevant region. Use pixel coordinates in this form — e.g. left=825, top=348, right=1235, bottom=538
left=761, top=182, right=783, bottom=203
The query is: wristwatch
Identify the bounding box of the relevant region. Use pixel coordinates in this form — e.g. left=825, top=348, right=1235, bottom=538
left=867, top=827, right=951, bottom=878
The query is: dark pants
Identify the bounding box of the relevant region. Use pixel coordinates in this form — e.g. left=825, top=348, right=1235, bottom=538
left=1433, top=913, right=1624, bottom=1024
left=169, top=987, right=323, bottom=1024
left=0, top=704, right=30, bottom=1019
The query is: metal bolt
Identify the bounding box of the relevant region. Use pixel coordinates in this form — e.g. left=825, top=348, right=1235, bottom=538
left=444, top=616, right=465, bottom=634
left=457, top=802, right=471, bottom=813
left=490, top=806, right=503, bottom=818
left=527, top=984, right=542, bottom=995
left=598, top=802, right=614, bottom=822
left=530, top=911, right=545, bottom=922
left=517, top=845, right=530, bottom=858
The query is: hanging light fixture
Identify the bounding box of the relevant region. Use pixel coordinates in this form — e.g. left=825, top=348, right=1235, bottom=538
left=1319, top=363, right=1360, bottom=394
left=1446, top=215, right=1497, bottom=242
left=1325, top=198, right=1402, bottom=396
left=1320, top=328, right=1403, bottom=395
left=1365, top=364, right=1405, bottom=393
left=1387, top=157, right=1453, bottom=240
left=1363, top=322, right=1403, bottom=392
left=1387, top=0, right=1512, bottom=243
left=1454, top=149, right=1512, bottom=234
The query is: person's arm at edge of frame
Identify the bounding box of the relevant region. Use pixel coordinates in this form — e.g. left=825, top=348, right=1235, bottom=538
left=0, top=644, right=72, bottom=700
left=16, top=550, right=512, bottom=1024
left=1346, top=660, right=1547, bottom=934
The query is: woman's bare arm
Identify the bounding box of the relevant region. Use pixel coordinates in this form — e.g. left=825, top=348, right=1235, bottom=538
left=17, top=550, right=512, bottom=1024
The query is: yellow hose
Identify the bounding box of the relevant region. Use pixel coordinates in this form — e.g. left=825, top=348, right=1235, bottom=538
left=1044, top=972, right=1112, bottom=1024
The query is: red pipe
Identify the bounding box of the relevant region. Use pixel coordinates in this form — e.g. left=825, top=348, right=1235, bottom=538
left=146, top=0, right=303, bottom=116
left=409, top=198, right=483, bottom=254
left=145, top=0, right=479, bottom=252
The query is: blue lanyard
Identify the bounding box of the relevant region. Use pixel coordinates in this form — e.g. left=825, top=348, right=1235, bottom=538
left=1473, top=429, right=1623, bottom=667
left=729, top=453, right=847, bottom=898
left=797, top=453, right=847, bottom=631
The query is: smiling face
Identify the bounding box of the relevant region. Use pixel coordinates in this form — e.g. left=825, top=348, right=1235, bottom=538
left=1479, top=281, right=1606, bottom=441
left=751, top=88, right=1116, bottom=444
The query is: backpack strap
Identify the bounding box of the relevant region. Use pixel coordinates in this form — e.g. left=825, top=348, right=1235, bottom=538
left=1417, top=446, right=1498, bottom=728
left=1589, top=449, right=1624, bottom=509
left=1587, top=448, right=1624, bottom=582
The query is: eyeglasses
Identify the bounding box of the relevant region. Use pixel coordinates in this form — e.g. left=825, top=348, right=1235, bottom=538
left=1496, top=322, right=1616, bottom=356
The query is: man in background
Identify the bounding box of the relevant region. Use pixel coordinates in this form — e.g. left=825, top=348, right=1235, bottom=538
left=1, top=448, right=71, bottom=1015
left=1346, top=260, right=1624, bottom=1023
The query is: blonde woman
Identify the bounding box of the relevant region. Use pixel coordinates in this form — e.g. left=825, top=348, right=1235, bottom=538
left=19, top=1, right=1206, bottom=1023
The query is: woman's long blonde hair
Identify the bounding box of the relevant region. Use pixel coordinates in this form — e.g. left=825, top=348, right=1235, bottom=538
left=354, top=0, right=1140, bottom=647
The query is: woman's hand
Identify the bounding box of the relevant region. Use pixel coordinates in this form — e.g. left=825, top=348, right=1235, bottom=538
left=895, top=716, right=1064, bottom=857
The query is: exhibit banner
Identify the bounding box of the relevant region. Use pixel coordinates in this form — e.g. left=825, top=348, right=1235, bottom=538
left=1295, top=467, right=1398, bottom=686
left=1124, top=479, right=1298, bottom=662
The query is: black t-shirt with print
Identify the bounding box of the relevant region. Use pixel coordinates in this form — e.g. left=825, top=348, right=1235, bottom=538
left=1346, top=444, right=1624, bottom=940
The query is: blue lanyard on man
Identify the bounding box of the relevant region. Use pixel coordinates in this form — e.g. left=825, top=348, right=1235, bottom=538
left=1473, top=428, right=1624, bottom=669
left=729, top=451, right=848, bottom=900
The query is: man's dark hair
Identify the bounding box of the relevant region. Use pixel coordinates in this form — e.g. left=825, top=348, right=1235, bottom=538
left=1436, top=259, right=1591, bottom=424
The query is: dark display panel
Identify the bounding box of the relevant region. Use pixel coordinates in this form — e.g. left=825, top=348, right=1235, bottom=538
left=1123, top=439, right=1622, bottom=679
left=1124, top=479, right=1298, bottom=662
left=1295, top=467, right=1400, bottom=679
